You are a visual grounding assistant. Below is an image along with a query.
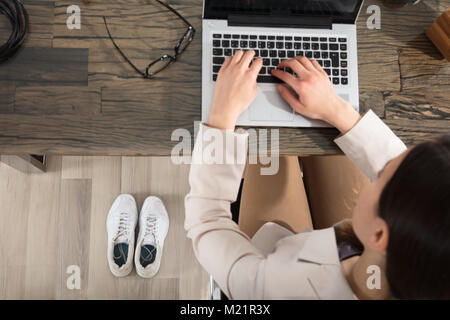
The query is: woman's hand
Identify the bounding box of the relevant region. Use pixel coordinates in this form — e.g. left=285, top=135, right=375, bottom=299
left=272, top=57, right=361, bottom=134
left=208, top=50, right=263, bottom=130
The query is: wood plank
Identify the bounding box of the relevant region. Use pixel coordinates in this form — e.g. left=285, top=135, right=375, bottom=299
left=0, top=259, right=4, bottom=299
left=399, top=45, right=450, bottom=91
left=385, top=88, right=450, bottom=120
left=22, top=0, right=55, bottom=47
left=15, top=87, right=101, bottom=115
left=0, top=82, right=15, bottom=114
left=101, top=82, right=200, bottom=117
left=95, top=276, right=180, bottom=300
left=23, top=156, right=62, bottom=299
left=359, top=90, right=386, bottom=119
left=136, top=278, right=179, bottom=299
left=384, top=118, right=450, bottom=147
left=164, top=159, right=210, bottom=299
left=61, top=156, right=93, bottom=179
left=260, top=118, right=450, bottom=155
left=0, top=161, right=31, bottom=299
left=56, top=179, right=92, bottom=299
left=0, top=112, right=448, bottom=155
left=120, top=157, right=153, bottom=211
left=86, top=156, right=123, bottom=299
left=0, top=47, right=89, bottom=86
left=147, top=158, right=187, bottom=279
left=357, top=0, right=402, bottom=92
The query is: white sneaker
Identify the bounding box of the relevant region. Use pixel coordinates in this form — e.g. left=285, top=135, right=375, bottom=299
left=106, top=194, right=138, bottom=277
left=135, top=196, right=169, bottom=278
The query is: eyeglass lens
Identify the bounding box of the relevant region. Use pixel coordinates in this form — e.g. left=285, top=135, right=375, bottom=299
left=176, top=28, right=195, bottom=55
left=146, top=55, right=173, bottom=76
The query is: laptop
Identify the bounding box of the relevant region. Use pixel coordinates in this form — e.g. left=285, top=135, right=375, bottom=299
left=201, top=0, right=364, bottom=127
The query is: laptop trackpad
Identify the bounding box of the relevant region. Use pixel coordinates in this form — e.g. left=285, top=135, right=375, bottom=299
left=339, top=93, right=350, bottom=103
left=250, top=89, right=294, bottom=121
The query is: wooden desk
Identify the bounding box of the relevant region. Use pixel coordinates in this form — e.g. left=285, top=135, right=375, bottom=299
left=0, top=0, right=449, bottom=157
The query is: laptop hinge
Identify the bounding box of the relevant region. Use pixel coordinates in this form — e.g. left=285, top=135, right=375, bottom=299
left=228, top=14, right=332, bottom=29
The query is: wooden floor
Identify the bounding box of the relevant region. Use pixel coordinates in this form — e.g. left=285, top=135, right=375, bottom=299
left=0, top=156, right=210, bottom=300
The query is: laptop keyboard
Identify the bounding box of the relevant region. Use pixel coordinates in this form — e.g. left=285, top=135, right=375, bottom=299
left=212, top=34, right=349, bottom=85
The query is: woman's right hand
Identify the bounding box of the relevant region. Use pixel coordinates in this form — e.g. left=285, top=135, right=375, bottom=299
left=271, top=57, right=361, bottom=134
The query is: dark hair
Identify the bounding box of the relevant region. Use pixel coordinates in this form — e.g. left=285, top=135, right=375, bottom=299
left=379, top=135, right=450, bottom=299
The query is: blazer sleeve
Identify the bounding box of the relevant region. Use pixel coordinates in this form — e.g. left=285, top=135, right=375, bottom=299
left=334, top=110, right=407, bottom=181
left=184, top=123, right=266, bottom=299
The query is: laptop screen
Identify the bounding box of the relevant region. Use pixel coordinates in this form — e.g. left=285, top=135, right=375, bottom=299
left=204, top=0, right=363, bottom=24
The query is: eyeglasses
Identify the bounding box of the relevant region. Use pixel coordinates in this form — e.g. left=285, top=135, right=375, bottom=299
left=103, top=0, right=196, bottom=79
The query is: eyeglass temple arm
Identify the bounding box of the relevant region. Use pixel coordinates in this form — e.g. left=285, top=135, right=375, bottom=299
left=103, top=16, right=147, bottom=77
left=155, top=0, right=195, bottom=30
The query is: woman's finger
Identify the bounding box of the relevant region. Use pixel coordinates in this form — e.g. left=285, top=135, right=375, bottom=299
left=311, top=60, right=328, bottom=77
left=232, top=50, right=244, bottom=64
left=271, top=68, right=298, bottom=89
left=294, top=56, right=316, bottom=72
left=221, top=56, right=232, bottom=70
left=278, top=59, right=307, bottom=77
left=240, top=50, right=256, bottom=68
left=277, top=84, right=306, bottom=112
left=249, top=57, right=263, bottom=78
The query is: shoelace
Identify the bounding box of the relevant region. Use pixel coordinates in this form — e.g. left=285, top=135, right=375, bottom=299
left=144, top=216, right=158, bottom=242
left=113, top=212, right=129, bottom=241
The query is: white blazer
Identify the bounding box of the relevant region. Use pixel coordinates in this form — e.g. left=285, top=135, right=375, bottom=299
left=185, top=110, right=407, bottom=299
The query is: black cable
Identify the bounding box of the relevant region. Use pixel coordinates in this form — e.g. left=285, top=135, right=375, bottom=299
left=0, top=0, right=28, bottom=63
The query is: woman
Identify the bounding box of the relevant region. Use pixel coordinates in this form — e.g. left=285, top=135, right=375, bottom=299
left=184, top=50, right=450, bottom=299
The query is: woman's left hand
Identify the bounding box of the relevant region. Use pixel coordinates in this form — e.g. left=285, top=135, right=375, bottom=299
left=208, top=50, right=263, bottom=130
